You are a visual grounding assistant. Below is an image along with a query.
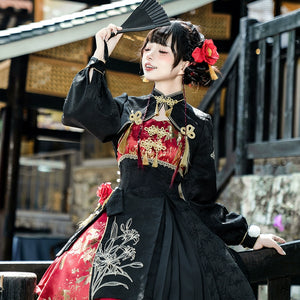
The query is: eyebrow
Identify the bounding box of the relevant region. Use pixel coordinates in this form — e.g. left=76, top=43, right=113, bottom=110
left=147, top=42, right=171, bottom=48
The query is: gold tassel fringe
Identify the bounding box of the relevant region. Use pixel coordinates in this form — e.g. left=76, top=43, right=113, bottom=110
left=180, top=136, right=189, bottom=174
left=152, top=153, right=158, bottom=168
left=155, top=101, right=159, bottom=116
left=118, top=124, right=132, bottom=154
left=142, top=152, right=149, bottom=165
left=165, top=107, right=172, bottom=118
left=209, top=65, right=218, bottom=80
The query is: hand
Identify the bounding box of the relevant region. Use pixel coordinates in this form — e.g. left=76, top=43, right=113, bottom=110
left=253, top=234, right=286, bottom=255
left=93, top=24, right=123, bottom=62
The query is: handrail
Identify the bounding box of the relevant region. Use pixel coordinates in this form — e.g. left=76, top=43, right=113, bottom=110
left=0, top=240, right=299, bottom=299
left=197, top=10, right=300, bottom=189
left=249, top=9, right=300, bottom=41
left=198, top=35, right=241, bottom=112
left=198, top=34, right=241, bottom=190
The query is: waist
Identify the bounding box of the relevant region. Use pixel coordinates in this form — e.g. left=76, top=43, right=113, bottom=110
left=118, top=159, right=177, bottom=197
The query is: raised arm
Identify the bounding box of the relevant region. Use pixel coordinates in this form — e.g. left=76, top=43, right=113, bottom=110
left=62, top=25, right=125, bottom=142
left=89, top=24, right=123, bottom=81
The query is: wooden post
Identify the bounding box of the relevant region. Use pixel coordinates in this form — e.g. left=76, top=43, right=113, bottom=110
left=0, top=107, right=11, bottom=211
left=240, top=0, right=248, bottom=17
left=34, top=0, right=44, bottom=22
left=235, top=18, right=256, bottom=175
left=0, top=272, right=36, bottom=300
left=274, top=0, right=282, bottom=17
left=1, top=55, right=29, bottom=260
left=268, top=277, right=291, bottom=300
left=62, top=154, right=72, bottom=213
left=0, top=107, right=12, bottom=260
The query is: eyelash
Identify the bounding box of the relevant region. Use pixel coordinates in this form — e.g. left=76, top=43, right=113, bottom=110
left=143, top=48, right=168, bottom=54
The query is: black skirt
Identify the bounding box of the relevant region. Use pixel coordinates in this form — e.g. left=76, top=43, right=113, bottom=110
left=89, top=188, right=256, bottom=300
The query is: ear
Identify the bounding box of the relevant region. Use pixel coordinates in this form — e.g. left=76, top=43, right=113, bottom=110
left=178, top=61, right=190, bottom=75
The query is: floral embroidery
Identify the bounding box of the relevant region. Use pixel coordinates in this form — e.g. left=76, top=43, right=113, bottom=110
left=92, top=218, right=143, bottom=291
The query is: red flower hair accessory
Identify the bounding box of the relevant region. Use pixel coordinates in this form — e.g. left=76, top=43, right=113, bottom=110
left=97, top=182, right=113, bottom=205
left=192, top=39, right=219, bottom=65
left=192, top=39, right=219, bottom=80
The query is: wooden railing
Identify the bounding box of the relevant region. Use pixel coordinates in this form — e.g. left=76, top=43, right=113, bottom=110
left=0, top=240, right=299, bottom=299
left=199, top=9, right=300, bottom=190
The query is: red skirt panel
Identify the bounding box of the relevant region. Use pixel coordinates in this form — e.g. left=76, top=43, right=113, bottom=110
left=36, top=212, right=119, bottom=300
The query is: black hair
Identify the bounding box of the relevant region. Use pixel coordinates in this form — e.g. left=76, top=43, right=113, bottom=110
left=141, top=20, right=217, bottom=87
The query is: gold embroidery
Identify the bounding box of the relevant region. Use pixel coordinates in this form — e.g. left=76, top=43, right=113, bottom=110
left=180, top=124, right=196, bottom=139
left=144, top=125, right=171, bottom=140
left=154, top=95, right=184, bottom=116
left=129, top=111, right=142, bottom=125
left=140, top=138, right=166, bottom=153
left=140, top=138, right=167, bottom=168
left=154, top=95, right=184, bottom=107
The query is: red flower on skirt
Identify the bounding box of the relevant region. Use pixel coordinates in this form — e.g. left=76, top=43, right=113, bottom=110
left=97, top=182, right=113, bottom=205
left=192, top=39, right=219, bottom=65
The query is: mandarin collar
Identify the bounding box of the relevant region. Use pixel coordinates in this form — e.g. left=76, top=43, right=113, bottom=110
left=152, top=88, right=184, bottom=101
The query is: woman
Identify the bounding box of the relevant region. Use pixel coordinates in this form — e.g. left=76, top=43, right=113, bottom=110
left=36, top=21, right=285, bottom=300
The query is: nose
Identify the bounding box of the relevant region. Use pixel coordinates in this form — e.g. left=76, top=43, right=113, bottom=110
left=145, top=50, right=153, bottom=60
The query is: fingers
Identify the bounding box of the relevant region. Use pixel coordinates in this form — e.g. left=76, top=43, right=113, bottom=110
left=272, top=241, right=286, bottom=255
left=271, top=235, right=286, bottom=255
left=272, top=235, right=286, bottom=244
left=254, top=234, right=287, bottom=256
left=96, top=24, right=122, bottom=42
left=93, top=24, right=123, bottom=61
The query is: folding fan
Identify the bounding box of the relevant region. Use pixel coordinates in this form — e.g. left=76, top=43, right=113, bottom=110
left=111, top=0, right=170, bottom=36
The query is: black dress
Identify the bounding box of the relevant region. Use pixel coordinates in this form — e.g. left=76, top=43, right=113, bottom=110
left=59, top=57, right=257, bottom=300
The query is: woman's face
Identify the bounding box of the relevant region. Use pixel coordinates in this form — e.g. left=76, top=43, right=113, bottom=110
left=141, top=39, right=185, bottom=85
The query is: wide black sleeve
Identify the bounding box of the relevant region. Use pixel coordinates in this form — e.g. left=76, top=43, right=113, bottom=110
left=62, top=58, right=127, bottom=142
left=181, top=117, right=256, bottom=248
